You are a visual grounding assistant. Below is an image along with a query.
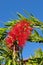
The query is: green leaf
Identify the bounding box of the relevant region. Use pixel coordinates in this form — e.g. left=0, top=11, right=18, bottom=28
left=0, top=56, right=4, bottom=60
left=34, top=30, right=39, bottom=36
left=4, top=20, right=19, bottom=27
left=28, top=30, right=43, bottom=43
left=5, top=59, right=12, bottom=65
left=17, top=12, right=25, bottom=19
left=0, top=28, right=7, bottom=34
left=0, top=41, right=12, bottom=58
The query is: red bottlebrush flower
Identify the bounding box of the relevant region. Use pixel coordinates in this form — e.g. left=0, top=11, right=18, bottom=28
left=8, top=32, right=16, bottom=41
left=17, top=36, right=26, bottom=47
left=5, top=36, right=13, bottom=48
left=5, top=19, right=33, bottom=48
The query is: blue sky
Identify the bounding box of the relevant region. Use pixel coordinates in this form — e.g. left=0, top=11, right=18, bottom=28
left=0, top=0, right=43, bottom=59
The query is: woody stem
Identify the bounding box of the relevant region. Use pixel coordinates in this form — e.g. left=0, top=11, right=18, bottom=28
left=12, top=45, right=17, bottom=65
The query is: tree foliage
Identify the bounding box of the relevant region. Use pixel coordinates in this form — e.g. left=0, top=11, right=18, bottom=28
left=0, top=12, right=43, bottom=65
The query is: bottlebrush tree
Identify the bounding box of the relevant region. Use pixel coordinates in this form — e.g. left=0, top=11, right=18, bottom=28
left=0, top=11, right=43, bottom=65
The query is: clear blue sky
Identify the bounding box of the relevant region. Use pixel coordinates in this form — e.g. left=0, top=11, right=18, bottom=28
left=0, top=0, right=43, bottom=60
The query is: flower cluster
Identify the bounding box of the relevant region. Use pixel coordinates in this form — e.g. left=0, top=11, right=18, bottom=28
left=5, top=20, right=33, bottom=48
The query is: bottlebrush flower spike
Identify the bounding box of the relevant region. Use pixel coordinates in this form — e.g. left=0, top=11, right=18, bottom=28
left=5, top=19, right=33, bottom=48
left=5, top=36, right=13, bottom=48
